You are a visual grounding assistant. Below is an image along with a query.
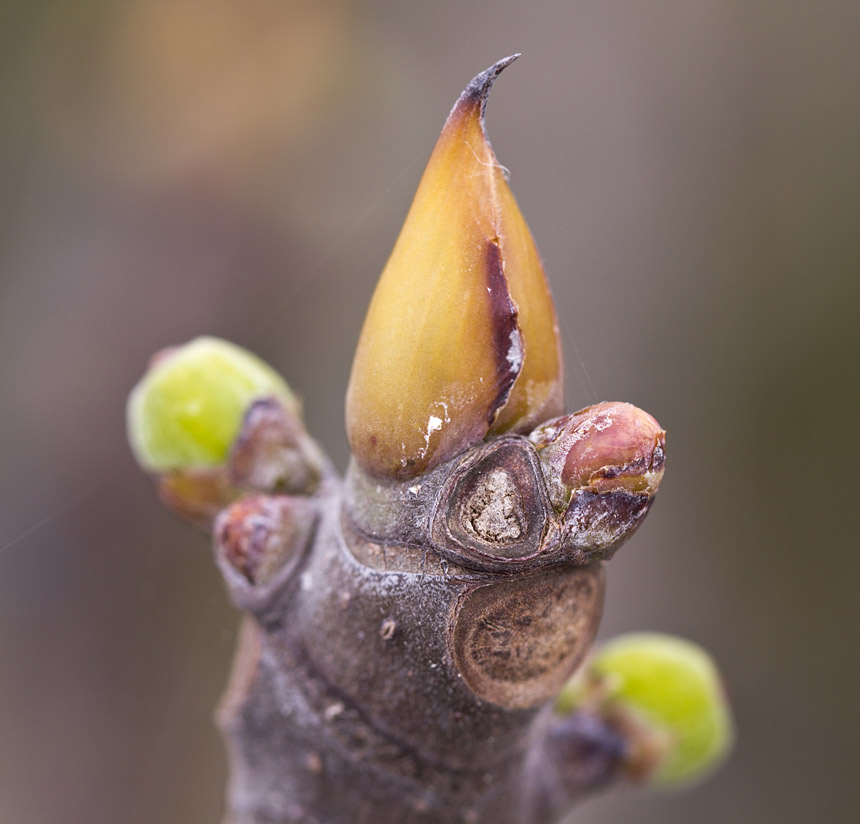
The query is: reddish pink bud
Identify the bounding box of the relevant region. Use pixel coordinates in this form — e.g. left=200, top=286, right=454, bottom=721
left=530, top=402, right=666, bottom=512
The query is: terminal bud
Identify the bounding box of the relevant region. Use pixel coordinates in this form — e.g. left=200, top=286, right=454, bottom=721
left=346, top=56, right=563, bottom=481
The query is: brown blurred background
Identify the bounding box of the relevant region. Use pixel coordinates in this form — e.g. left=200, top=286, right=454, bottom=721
left=1, top=1, right=858, bottom=822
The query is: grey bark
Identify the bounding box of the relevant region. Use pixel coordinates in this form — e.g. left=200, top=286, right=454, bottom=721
left=210, top=431, right=635, bottom=824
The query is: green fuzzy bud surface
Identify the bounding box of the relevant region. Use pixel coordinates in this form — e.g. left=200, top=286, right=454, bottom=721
left=127, top=337, right=295, bottom=472
left=591, top=632, right=733, bottom=787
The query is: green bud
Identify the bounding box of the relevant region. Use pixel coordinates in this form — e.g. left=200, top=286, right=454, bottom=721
left=127, top=336, right=296, bottom=472
left=557, top=633, right=733, bottom=787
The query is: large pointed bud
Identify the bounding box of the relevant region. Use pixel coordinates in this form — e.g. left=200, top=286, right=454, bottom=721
left=346, top=56, right=564, bottom=480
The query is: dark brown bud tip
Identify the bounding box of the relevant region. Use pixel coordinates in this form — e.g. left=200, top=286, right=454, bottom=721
left=530, top=402, right=666, bottom=512
left=459, top=54, right=521, bottom=118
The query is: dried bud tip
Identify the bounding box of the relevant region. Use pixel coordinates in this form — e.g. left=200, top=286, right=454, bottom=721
left=530, top=402, right=665, bottom=511
left=460, top=54, right=521, bottom=116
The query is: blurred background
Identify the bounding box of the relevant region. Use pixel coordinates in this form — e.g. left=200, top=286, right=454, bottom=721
left=1, top=1, right=858, bottom=822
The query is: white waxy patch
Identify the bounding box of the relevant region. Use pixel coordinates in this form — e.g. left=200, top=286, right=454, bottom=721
left=507, top=328, right=523, bottom=373
left=592, top=412, right=613, bottom=431
left=416, top=403, right=451, bottom=460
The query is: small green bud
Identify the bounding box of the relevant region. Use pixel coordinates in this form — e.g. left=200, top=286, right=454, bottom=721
left=127, top=336, right=296, bottom=472
left=557, top=633, right=733, bottom=787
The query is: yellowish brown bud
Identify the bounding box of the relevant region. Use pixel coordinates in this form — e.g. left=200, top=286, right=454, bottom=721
left=346, top=56, right=564, bottom=480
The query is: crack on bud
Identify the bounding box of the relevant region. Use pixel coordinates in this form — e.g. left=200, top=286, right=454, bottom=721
left=484, top=240, right=522, bottom=428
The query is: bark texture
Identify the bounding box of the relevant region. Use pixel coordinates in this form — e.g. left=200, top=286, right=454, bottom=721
left=210, top=431, right=638, bottom=824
